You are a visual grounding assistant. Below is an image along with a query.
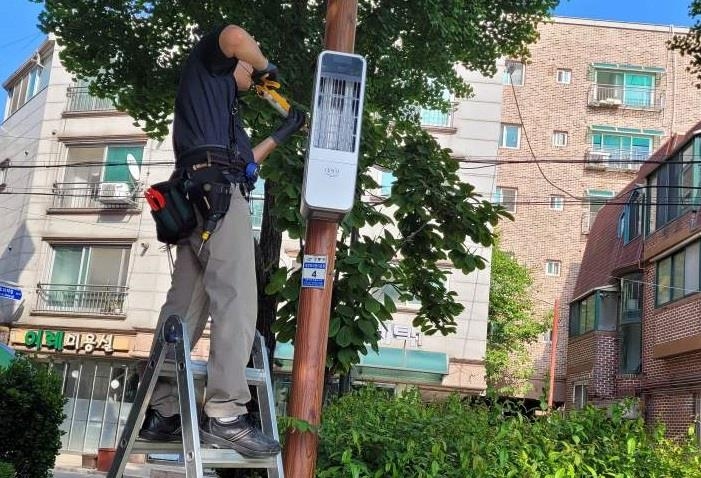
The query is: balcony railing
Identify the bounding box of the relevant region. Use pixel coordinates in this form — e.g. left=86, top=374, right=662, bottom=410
left=65, top=86, right=116, bottom=113
left=35, top=283, right=128, bottom=316
left=584, top=148, right=649, bottom=171
left=51, top=182, right=139, bottom=209
left=588, top=83, right=663, bottom=110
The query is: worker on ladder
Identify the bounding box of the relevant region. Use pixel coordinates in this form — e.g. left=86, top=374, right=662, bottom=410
left=138, top=24, right=305, bottom=458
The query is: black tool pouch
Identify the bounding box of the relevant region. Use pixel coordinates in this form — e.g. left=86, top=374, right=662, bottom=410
left=186, top=166, right=233, bottom=223
left=145, top=171, right=197, bottom=245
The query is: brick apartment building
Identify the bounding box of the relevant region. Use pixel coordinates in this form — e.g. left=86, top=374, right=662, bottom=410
left=571, top=122, right=701, bottom=441
left=494, top=17, right=701, bottom=404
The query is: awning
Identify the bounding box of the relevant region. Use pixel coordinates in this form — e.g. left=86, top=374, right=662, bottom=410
left=591, top=62, right=665, bottom=74
left=590, top=124, right=664, bottom=136
left=274, top=342, right=448, bottom=385
left=0, top=343, right=15, bottom=368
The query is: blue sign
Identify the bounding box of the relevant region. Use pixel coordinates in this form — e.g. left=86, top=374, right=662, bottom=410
left=0, top=285, right=22, bottom=301
left=301, top=255, right=327, bottom=289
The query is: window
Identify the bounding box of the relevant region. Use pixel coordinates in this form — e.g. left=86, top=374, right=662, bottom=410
left=593, top=69, right=656, bottom=108
left=500, top=124, right=521, bottom=149
left=493, top=187, right=517, bottom=213
left=503, top=60, right=524, bottom=86
left=54, top=144, right=143, bottom=209
left=590, top=132, right=653, bottom=169
left=419, top=89, right=452, bottom=128
left=545, top=260, right=561, bottom=277
left=556, top=69, right=571, bottom=84
left=542, top=329, right=553, bottom=343
left=573, top=384, right=588, bottom=410
left=549, top=195, right=564, bottom=211
left=552, top=131, right=568, bottom=147
left=569, top=293, right=598, bottom=337
left=4, top=53, right=50, bottom=118
left=651, top=138, right=701, bottom=232
left=620, top=273, right=642, bottom=373
left=37, top=244, right=131, bottom=315
left=250, top=178, right=265, bottom=238
left=380, top=171, right=396, bottom=197
left=623, top=190, right=643, bottom=242
left=655, top=241, right=701, bottom=306
left=0, top=159, right=8, bottom=189
left=584, top=189, right=614, bottom=233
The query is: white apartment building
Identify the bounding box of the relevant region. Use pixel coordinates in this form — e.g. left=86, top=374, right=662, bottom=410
left=0, top=36, right=501, bottom=464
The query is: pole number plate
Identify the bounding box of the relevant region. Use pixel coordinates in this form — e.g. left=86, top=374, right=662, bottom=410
left=301, top=255, right=327, bottom=289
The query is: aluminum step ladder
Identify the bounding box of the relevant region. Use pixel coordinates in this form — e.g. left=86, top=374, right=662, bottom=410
left=107, top=314, right=284, bottom=478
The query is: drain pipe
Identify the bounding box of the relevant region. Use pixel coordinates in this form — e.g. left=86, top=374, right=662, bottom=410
left=670, top=24, right=678, bottom=133
left=547, top=300, right=560, bottom=409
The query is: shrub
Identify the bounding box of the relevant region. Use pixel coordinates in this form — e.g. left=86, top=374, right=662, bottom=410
left=0, top=356, right=65, bottom=478
left=0, top=461, right=14, bottom=478
left=316, top=387, right=701, bottom=477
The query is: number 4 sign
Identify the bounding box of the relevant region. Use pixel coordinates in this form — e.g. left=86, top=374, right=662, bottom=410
left=301, top=255, right=327, bottom=289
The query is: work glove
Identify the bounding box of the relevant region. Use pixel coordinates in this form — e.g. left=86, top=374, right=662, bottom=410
left=271, top=107, right=307, bottom=144
left=252, top=62, right=279, bottom=85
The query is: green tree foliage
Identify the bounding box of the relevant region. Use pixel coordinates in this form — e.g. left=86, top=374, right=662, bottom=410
left=34, top=0, right=557, bottom=372
left=317, top=387, right=701, bottom=477
left=487, top=242, right=548, bottom=396
left=669, top=1, right=701, bottom=86
left=0, top=357, right=65, bottom=478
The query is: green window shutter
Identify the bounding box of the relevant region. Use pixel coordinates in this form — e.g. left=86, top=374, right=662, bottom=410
left=102, top=146, right=143, bottom=183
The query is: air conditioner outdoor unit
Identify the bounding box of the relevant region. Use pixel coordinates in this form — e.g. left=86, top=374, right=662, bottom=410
left=600, top=97, right=622, bottom=106
left=587, top=151, right=611, bottom=163
left=98, top=182, right=133, bottom=205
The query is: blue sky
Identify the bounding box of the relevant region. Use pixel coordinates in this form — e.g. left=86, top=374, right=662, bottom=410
left=0, top=0, right=698, bottom=114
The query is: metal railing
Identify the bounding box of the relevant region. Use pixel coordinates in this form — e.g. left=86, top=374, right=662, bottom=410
left=51, top=182, right=138, bottom=209
left=35, top=283, right=128, bottom=316
left=584, top=148, right=649, bottom=170
left=420, top=108, right=452, bottom=128
left=65, top=86, right=116, bottom=113
left=588, top=83, right=662, bottom=109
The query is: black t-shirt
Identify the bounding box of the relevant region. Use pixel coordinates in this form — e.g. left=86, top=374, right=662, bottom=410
left=172, top=26, right=254, bottom=164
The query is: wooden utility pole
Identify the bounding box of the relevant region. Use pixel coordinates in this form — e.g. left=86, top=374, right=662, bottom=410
left=547, top=300, right=560, bottom=409
left=283, top=1, right=359, bottom=477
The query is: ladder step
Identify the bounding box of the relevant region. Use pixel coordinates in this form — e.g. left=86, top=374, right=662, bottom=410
left=159, top=361, right=267, bottom=386
left=132, top=440, right=278, bottom=468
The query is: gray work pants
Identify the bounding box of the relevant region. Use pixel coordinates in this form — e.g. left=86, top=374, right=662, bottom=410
left=150, top=186, right=257, bottom=418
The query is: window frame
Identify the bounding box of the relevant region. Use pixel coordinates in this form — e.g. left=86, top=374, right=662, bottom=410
left=552, top=131, right=568, bottom=147
left=549, top=195, right=564, bottom=211
left=655, top=241, right=701, bottom=306
left=573, top=383, right=588, bottom=410
left=0, top=159, right=8, bottom=189
left=500, top=124, right=521, bottom=149
left=556, top=69, right=572, bottom=84
left=503, top=60, right=525, bottom=86
left=545, top=260, right=561, bottom=277
left=4, top=55, right=49, bottom=119
left=494, top=186, right=517, bottom=213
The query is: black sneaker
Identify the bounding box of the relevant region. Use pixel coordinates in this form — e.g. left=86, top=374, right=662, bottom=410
left=199, top=413, right=281, bottom=458
left=138, top=408, right=182, bottom=442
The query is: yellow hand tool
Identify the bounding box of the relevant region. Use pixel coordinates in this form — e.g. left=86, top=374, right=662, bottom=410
left=254, top=79, right=291, bottom=117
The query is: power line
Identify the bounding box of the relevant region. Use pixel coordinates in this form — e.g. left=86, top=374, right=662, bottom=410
left=508, top=79, right=580, bottom=200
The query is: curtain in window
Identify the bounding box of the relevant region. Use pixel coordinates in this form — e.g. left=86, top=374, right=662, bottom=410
left=625, top=74, right=653, bottom=107
left=102, top=146, right=143, bottom=184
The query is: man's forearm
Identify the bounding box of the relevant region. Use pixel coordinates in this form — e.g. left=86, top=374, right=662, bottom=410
left=252, top=137, right=278, bottom=164
left=219, top=25, right=268, bottom=70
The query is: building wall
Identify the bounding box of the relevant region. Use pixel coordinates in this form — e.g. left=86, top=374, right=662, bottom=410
left=496, top=17, right=701, bottom=402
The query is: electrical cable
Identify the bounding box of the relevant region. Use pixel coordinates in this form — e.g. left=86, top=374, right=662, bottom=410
left=508, top=80, right=581, bottom=200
